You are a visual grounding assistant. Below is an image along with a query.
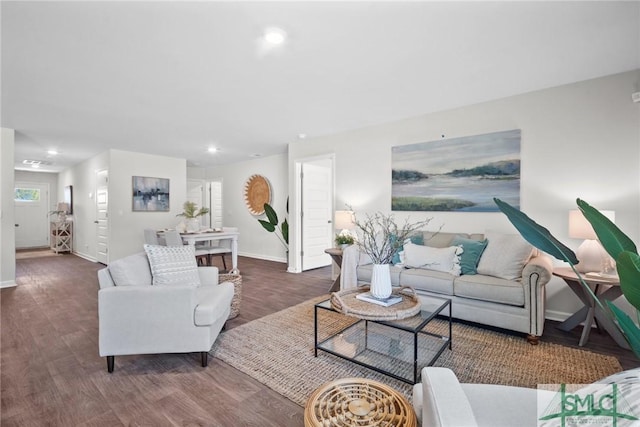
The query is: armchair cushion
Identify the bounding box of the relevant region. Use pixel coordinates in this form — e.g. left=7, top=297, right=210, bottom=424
left=108, top=252, right=152, bottom=286
left=194, top=282, right=234, bottom=326
left=144, top=244, right=200, bottom=287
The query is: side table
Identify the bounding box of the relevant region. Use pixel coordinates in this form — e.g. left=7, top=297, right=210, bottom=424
left=324, top=248, right=343, bottom=292
left=553, top=267, right=628, bottom=349
left=304, top=377, right=416, bottom=427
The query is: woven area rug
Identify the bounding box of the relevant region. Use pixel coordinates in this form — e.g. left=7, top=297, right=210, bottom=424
left=210, top=296, right=622, bottom=406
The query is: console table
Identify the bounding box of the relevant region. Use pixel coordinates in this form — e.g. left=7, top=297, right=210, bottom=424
left=50, top=221, right=72, bottom=253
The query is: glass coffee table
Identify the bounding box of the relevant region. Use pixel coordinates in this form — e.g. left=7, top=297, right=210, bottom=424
left=314, top=296, right=451, bottom=384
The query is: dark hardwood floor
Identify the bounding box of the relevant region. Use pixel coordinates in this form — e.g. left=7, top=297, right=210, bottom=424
left=2, top=252, right=638, bottom=426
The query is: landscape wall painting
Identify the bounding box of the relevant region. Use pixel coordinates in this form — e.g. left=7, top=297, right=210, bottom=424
left=392, top=129, right=521, bottom=212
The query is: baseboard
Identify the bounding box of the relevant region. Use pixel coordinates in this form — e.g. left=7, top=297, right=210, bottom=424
left=545, top=309, right=573, bottom=323
left=239, top=251, right=287, bottom=264
left=0, top=280, right=17, bottom=288
left=73, top=251, right=97, bottom=263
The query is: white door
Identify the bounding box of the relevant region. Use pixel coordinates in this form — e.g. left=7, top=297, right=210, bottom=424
left=14, top=182, right=49, bottom=248
left=96, top=170, right=109, bottom=264
left=187, top=179, right=207, bottom=228
left=209, top=180, right=223, bottom=229
left=301, top=159, right=333, bottom=271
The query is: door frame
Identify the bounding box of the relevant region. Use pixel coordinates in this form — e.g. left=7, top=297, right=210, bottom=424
left=14, top=180, right=50, bottom=249
left=292, top=153, right=335, bottom=273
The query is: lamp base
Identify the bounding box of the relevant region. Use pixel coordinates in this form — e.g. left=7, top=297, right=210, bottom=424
left=575, top=239, right=614, bottom=274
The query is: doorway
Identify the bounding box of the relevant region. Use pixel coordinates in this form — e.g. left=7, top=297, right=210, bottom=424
left=14, top=181, right=50, bottom=248
left=297, top=156, right=334, bottom=271
left=95, top=170, right=109, bottom=264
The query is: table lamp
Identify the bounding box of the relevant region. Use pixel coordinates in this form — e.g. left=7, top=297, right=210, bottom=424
left=334, top=210, right=354, bottom=233
left=57, top=202, right=70, bottom=222
left=568, top=209, right=615, bottom=275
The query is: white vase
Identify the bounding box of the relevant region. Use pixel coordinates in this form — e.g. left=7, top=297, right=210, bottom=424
left=186, top=218, right=200, bottom=232
left=370, top=264, right=392, bottom=299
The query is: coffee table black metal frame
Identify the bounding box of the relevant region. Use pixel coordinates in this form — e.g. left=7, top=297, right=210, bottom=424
left=314, top=297, right=452, bottom=385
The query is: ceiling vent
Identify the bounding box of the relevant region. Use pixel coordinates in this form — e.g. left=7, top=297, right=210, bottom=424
left=23, top=159, right=53, bottom=166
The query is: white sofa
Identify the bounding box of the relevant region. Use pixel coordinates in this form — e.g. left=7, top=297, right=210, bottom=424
left=97, top=251, right=234, bottom=372
left=341, top=231, right=553, bottom=343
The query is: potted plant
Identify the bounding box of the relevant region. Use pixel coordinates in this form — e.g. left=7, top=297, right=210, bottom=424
left=494, top=197, right=640, bottom=358
left=176, top=201, right=210, bottom=232
left=335, top=230, right=355, bottom=249
left=258, top=201, right=289, bottom=251
left=351, top=210, right=432, bottom=298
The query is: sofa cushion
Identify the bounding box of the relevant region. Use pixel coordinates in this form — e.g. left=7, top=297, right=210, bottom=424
left=400, top=268, right=454, bottom=296
left=422, top=232, right=469, bottom=248
left=476, top=231, right=534, bottom=280
left=108, top=252, right=152, bottom=286
left=454, top=274, right=525, bottom=306
left=451, top=236, right=488, bottom=275
left=404, top=242, right=462, bottom=276
left=144, top=244, right=201, bottom=287
left=392, top=233, right=424, bottom=264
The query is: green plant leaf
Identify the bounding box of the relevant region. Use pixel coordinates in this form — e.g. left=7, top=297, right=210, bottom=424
left=264, top=203, right=278, bottom=225
left=258, top=219, right=275, bottom=233
left=606, top=301, right=640, bottom=359
left=281, top=219, right=289, bottom=244
left=493, top=198, right=579, bottom=265
left=577, top=198, right=637, bottom=260
left=617, top=251, right=640, bottom=311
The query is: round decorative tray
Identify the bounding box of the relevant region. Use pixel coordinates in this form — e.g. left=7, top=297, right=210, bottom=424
left=304, top=377, right=416, bottom=427
left=330, top=286, right=421, bottom=321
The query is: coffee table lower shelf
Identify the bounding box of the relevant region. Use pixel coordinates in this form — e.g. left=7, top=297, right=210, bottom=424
left=314, top=297, right=451, bottom=385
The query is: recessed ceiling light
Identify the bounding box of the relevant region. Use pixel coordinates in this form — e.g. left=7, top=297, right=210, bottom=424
left=208, top=147, right=218, bottom=153
left=47, top=149, right=58, bottom=155
left=264, top=27, right=286, bottom=45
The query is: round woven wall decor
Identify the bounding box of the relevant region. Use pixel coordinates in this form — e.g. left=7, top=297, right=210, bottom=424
left=244, top=174, right=271, bottom=215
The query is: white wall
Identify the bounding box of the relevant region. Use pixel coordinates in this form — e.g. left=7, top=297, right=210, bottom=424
left=204, top=153, right=289, bottom=263
left=107, top=150, right=187, bottom=261
left=289, top=70, right=640, bottom=319
left=1, top=128, right=16, bottom=288
left=58, top=149, right=187, bottom=262
left=58, top=151, right=108, bottom=261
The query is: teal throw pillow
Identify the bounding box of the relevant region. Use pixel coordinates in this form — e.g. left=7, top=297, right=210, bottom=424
left=391, top=233, right=424, bottom=264
left=451, top=236, right=488, bottom=275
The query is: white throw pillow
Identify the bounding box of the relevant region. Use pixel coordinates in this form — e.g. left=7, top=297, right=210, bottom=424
left=109, top=252, right=152, bottom=286
left=403, top=241, right=462, bottom=276
left=476, top=231, right=534, bottom=280
left=143, top=244, right=201, bottom=287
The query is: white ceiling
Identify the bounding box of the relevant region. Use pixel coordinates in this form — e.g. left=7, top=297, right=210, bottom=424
left=2, top=1, right=639, bottom=173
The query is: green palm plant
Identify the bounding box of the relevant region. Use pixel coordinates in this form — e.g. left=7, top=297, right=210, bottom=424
left=494, top=197, right=640, bottom=358
left=258, top=201, right=289, bottom=250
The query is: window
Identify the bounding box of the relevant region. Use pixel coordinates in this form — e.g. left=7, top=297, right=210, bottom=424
left=15, top=188, right=41, bottom=202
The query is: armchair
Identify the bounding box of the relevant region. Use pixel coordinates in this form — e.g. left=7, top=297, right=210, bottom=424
left=412, top=367, right=555, bottom=427
left=97, top=252, right=234, bottom=372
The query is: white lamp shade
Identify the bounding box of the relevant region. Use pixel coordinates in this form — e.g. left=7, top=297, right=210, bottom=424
left=568, top=210, right=615, bottom=240
left=334, top=210, right=354, bottom=230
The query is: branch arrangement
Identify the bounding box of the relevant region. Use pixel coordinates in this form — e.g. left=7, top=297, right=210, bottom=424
left=351, top=210, right=433, bottom=264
